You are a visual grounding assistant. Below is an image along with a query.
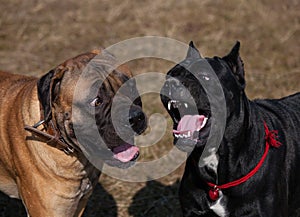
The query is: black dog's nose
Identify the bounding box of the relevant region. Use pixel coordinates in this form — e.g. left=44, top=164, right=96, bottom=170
left=165, top=77, right=182, bottom=91
left=129, top=108, right=147, bottom=135
left=162, top=77, right=188, bottom=99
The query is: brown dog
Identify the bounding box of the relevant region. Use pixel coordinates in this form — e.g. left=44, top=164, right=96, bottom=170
left=0, top=50, right=146, bottom=216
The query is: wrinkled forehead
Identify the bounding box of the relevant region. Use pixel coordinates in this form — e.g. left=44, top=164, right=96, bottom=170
left=58, top=49, right=133, bottom=102
left=78, top=70, right=133, bottom=105
left=81, top=70, right=131, bottom=97
left=78, top=59, right=131, bottom=91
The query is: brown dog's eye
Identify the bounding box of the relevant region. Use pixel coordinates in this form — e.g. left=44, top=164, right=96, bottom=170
left=90, top=97, right=102, bottom=107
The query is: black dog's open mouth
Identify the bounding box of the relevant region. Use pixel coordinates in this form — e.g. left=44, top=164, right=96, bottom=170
left=173, top=115, right=208, bottom=140
left=167, top=99, right=210, bottom=143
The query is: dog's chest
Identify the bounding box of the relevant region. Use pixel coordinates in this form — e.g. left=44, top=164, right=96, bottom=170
left=202, top=150, right=229, bottom=216
left=209, top=192, right=228, bottom=217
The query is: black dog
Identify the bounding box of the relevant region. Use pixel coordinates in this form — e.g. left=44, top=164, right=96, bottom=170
left=160, top=42, right=300, bottom=216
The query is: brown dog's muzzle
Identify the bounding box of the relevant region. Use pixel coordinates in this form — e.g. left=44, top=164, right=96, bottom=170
left=129, top=105, right=147, bottom=135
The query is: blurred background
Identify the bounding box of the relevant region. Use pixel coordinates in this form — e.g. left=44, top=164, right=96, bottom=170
left=0, top=0, right=299, bottom=216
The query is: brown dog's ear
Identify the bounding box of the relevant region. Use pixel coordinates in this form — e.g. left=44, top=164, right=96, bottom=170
left=186, top=41, right=202, bottom=60
left=37, top=66, right=66, bottom=122
left=222, top=41, right=245, bottom=88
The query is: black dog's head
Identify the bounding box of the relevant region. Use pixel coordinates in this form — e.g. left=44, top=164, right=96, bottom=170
left=161, top=41, right=246, bottom=151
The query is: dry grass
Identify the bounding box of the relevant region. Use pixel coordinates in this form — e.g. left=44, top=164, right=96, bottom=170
left=0, top=0, right=299, bottom=216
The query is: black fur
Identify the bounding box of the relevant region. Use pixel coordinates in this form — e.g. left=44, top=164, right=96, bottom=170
left=37, top=69, right=55, bottom=122
left=161, top=42, right=300, bottom=216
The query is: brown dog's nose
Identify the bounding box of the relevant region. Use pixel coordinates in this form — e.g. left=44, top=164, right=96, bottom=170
left=129, top=108, right=147, bottom=135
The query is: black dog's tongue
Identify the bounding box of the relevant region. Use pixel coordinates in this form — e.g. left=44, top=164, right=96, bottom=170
left=173, top=115, right=207, bottom=136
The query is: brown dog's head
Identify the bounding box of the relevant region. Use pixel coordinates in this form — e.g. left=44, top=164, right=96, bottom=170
left=37, top=49, right=147, bottom=168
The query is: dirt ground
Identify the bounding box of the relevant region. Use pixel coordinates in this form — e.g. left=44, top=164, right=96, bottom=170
left=0, top=0, right=299, bottom=216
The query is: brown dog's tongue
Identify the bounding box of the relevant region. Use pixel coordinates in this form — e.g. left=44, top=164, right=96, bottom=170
left=113, top=144, right=139, bottom=162
left=173, top=115, right=206, bottom=134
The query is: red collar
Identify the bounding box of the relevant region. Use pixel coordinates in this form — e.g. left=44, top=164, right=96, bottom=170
left=207, top=121, right=282, bottom=201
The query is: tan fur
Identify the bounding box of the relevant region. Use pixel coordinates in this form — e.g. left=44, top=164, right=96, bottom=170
left=0, top=50, right=127, bottom=216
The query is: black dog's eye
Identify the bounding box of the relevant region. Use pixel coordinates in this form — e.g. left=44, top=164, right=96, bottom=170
left=90, top=97, right=102, bottom=107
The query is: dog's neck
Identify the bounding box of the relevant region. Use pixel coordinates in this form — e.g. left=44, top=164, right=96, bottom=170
left=191, top=94, right=266, bottom=186
left=217, top=98, right=266, bottom=182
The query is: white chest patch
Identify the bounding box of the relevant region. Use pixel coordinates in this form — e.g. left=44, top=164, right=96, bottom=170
left=209, top=191, right=228, bottom=217
left=202, top=148, right=219, bottom=174
left=202, top=148, right=228, bottom=216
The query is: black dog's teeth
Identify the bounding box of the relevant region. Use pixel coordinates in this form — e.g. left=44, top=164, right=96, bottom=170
left=167, top=100, right=193, bottom=124
left=167, top=100, right=189, bottom=111
left=168, top=100, right=176, bottom=110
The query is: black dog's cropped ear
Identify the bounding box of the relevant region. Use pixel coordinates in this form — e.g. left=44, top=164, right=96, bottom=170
left=186, top=41, right=202, bottom=59
left=222, top=41, right=245, bottom=88
left=37, top=67, right=65, bottom=122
